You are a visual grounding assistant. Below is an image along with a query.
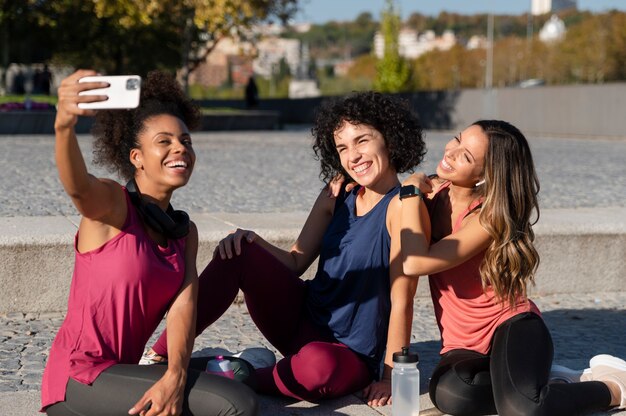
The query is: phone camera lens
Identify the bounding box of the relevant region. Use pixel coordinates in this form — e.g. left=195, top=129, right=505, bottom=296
left=126, top=78, right=140, bottom=90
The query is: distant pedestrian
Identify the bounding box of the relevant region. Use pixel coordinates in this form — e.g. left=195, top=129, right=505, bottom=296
left=245, top=76, right=259, bottom=109
left=400, top=120, right=626, bottom=414
left=12, top=70, right=25, bottom=95
left=33, top=69, right=43, bottom=94
left=40, top=64, right=52, bottom=95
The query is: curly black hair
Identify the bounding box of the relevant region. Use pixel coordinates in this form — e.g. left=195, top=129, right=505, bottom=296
left=311, top=91, right=426, bottom=183
left=91, top=71, right=201, bottom=181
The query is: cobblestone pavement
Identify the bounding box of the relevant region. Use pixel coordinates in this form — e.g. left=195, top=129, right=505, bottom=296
left=2, top=291, right=625, bottom=401
left=1, top=129, right=625, bottom=217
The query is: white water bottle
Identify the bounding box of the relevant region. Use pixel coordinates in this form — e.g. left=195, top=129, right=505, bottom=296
left=392, top=346, right=420, bottom=416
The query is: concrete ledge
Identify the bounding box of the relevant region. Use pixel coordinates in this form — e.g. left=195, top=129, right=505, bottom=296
left=1, top=208, right=624, bottom=313
left=0, top=110, right=280, bottom=134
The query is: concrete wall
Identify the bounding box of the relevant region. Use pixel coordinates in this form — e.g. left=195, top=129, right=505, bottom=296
left=3, top=83, right=625, bottom=137
left=199, top=83, right=626, bottom=138
left=1, top=208, right=624, bottom=313
left=451, top=84, right=626, bottom=138
left=0, top=111, right=280, bottom=134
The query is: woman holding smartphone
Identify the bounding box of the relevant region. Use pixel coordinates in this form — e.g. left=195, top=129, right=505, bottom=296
left=398, top=120, right=626, bottom=415
left=41, top=69, right=257, bottom=416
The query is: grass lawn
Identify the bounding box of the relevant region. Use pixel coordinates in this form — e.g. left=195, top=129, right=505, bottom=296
left=0, top=95, right=57, bottom=104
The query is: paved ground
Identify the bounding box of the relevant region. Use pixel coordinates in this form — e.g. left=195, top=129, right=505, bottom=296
left=1, top=129, right=625, bottom=415
left=2, top=292, right=625, bottom=415
left=1, top=128, right=626, bottom=217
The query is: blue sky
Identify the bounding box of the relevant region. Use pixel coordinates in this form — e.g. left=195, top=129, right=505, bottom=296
left=294, top=0, right=626, bottom=23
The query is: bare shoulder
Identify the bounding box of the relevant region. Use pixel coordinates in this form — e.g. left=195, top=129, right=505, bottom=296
left=316, top=187, right=340, bottom=217
left=386, top=194, right=402, bottom=232
left=387, top=194, right=402, bottom=214
left=188, top=220, right=199, bottom=239
left=185, top=220, right=199, bottom=255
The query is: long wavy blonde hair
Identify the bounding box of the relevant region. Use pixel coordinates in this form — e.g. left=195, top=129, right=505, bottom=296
left=473, top=120, right=540, bottom=308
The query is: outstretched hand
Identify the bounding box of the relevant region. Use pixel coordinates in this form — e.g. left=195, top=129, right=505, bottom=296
left=401, top=172, right=433, bottom=195
left=363, top=378, right=392, bottom=407
left=55, top=69, right=107, bottom=130
left=214, top=228, right=258, bottom=259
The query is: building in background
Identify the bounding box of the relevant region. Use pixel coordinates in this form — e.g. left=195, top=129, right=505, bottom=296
left=252, top=37, right=301, bottom=78
left=539, top=14, right=567, bottom=42
left=374, top=29, right=456, bottom=59
left=532, top=0, right=577, bottom=16
left=189, top=37, right=255, bottom=88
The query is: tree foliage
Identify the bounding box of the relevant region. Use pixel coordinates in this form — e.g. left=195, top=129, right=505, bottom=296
left=284, top=12, right=378, bottom=59
left=373, top=0, right=410, bottom=93
left=2, top=0, right=298, bottom=81
left=85, top=0, right=298, bottom=76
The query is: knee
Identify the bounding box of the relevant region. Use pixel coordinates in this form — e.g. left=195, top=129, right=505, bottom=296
left=295, top=342, right=341, bottom=388
left=284, top=342, right=345, bottom=400
left=431, top=383, right=477, bottom=415
left=430, top=370, right=495, bottom=415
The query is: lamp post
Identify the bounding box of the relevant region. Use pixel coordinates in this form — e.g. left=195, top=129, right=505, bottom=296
left=484, top=13, right=495, bottom=118
left=485, top=13, right=494, bottom=90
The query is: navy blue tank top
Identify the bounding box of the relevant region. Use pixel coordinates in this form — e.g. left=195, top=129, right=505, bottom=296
left=306, top=184, right=399, bottom=375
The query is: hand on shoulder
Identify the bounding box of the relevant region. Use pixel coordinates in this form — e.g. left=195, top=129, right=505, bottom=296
left=401, top=173, right=433, bottom=195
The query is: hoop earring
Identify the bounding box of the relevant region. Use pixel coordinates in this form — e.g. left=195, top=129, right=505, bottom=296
left=475, top=179, right=485, bottom=187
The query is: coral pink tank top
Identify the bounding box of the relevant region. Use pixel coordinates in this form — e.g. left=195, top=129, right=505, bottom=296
left=41, top=188, right=186, bottom=410
left=427, top=182, right=540, bottom=355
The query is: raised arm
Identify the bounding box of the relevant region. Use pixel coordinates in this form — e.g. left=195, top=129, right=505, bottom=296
left=214, top=187, right=336, bottom=276
left=55, top=70, right=125, bottom=222
left=400, top=176, right=491, bottom=278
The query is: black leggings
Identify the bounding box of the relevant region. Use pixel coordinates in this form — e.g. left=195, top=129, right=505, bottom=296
left=429, top=313, right=612, bottom=416
left=46, top=358, right=258, bottom=416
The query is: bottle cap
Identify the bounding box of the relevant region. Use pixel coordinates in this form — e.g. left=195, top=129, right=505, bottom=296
left=206, top=356, right=234, bottom=372
left=393, top=346, right=419, bottom=364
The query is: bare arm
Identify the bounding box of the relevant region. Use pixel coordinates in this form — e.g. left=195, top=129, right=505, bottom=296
left=129, top=222, right=199, bottom=416
left=55, top=69, right=125, bottom=223
left=215, top=188, right=336, bottom=276
left=364, top=195, right=421, bottom=407
left=400, top=178, right=491, bottom=278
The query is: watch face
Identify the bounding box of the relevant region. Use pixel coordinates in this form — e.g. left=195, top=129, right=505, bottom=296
left=400, top=185, right=420, bottom=199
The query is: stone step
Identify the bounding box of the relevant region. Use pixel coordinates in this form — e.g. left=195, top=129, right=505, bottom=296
left=1, top=208, right=625, bottom=313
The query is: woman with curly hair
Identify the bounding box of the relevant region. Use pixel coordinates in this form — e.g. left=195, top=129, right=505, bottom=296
left=40, top=69, right=258, bottom=416
left=399, top=120, right=626, bottom=415
left=144, top=91, right=427, bottom=403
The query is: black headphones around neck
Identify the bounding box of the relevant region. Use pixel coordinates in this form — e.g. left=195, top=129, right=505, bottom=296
left=126, top=179, right=190, bottom=239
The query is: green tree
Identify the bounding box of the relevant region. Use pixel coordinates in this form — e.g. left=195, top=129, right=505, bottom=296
left=374, top=0, right=410, bottom=92
left=0, top=0, right=55, bottom=92
left=27, top=0, right=299, bottom=90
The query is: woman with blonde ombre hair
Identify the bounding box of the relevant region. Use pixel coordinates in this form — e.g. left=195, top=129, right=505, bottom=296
left=398, top=120, right=625, bottom=415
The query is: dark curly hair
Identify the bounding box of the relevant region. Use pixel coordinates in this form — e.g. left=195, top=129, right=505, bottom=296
left=92, top=71, right=201, bottom=181
left=311, top=91, right=426, bottom=183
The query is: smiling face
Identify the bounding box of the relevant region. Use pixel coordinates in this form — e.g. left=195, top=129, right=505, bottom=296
left=437, top=124, right=488, bottom=187
left=334, top=121, right=397, bottom=191
left=130, top=113, right=195, bottom=193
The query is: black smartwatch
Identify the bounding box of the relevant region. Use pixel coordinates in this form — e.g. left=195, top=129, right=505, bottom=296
left=399, top=185, right=422, bottom=200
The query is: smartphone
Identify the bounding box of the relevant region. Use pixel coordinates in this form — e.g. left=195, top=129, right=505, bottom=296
left=78, top=75, right=141, bottom=109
